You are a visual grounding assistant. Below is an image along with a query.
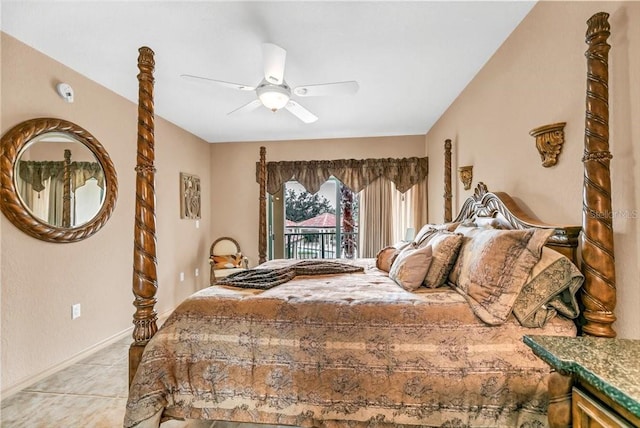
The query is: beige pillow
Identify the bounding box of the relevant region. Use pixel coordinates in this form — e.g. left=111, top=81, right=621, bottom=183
left=417, top=231, right=464, bottom=288
left=389, top=245, right=433, bottom=291
left=449, top=228, right=553, bottom=325
left=375, top=241, right=411, bottom=272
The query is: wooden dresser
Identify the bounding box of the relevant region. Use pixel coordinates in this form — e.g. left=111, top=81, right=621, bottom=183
left=523, top=335, right=640, bottom=428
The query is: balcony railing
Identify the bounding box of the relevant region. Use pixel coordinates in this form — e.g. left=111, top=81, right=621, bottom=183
left=285, top=231, right=359, bottom=259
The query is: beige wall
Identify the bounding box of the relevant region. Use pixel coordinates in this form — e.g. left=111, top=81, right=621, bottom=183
left=426, top=2, right=639, bottom=339
left=209, top=136, right=426, bottom=267
left=1, top=34, right=212, bottom=395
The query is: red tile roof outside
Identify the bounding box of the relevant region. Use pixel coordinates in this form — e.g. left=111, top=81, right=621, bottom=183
left=287, top=212, right=336, bottom=228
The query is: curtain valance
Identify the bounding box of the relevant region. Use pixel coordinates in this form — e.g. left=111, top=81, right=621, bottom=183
left=256, top=156, right=428, bottom=195
left=18, top=160, right=105, bottom=192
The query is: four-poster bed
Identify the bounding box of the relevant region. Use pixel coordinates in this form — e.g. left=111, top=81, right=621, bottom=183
left=126, top=11, right=617, bottom=428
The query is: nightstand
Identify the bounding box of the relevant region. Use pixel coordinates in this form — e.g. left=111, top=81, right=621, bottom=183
left=523, top=335, right=640, bottom=427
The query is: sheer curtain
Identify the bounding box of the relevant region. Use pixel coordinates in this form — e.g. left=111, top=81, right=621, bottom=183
left=410, top=178, right=428, bottom=233
left=358, top=177, right=394, bottom=257
left=391, top=183, right=411, bottom=243
left=360, top=177, right=429, bottom=257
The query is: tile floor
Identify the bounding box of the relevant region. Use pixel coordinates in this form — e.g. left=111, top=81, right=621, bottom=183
left=0, top=336, right=283, bottom=428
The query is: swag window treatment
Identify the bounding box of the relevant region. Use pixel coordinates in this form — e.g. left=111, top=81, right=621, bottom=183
left=256, top=156, right=429, bottom=259
left=258, top=156, right=428, bottom=195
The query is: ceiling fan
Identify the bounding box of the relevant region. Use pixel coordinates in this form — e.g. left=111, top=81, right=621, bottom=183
left=181, top=43, right=359, bottom=124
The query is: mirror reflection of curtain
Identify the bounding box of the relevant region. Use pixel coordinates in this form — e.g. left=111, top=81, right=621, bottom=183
left=48, top=176, right=64, bottom=225
left=16, top=160, right=104, bottom=227
left=16, top=177, right=51, bottom=221
left=74, top=178, right=103, bottom=225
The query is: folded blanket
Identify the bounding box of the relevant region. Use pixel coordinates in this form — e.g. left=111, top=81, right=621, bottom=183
left=216, top=259, right=364, bottom=289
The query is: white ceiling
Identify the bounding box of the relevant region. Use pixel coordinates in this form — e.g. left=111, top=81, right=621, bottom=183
left=1, top=1, right=535, bottom=143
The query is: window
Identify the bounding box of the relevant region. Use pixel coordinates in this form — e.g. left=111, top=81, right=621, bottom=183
left=270, top=177, right=359, bottom=260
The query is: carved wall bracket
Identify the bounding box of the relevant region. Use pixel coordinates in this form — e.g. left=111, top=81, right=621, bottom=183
left=458, top=165, right=473, bottom=190
left=530, top=122, right=566, bottom=167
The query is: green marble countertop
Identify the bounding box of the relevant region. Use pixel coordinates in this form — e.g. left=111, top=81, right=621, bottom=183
left=523, top=335, right=640, bottom=420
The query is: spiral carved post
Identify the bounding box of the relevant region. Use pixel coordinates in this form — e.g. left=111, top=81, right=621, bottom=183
left=581, top=12, right=616, bottom=338
left=258, top=146, right=267, bottom=264
left=444, top=139, right=452, bottom=222
left=129, top=46, right=159, bottom=386
left=62, top=149, right=72, bottom=228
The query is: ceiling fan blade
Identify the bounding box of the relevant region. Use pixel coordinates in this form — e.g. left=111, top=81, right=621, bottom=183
left=227, top=99, right=263, bottom=116
left=293, top=81, right=359, bottom=97
left=181, top=74, right=255, bottom=91
left=285, top=100, right=318, bottom=124
left=262, top=43, right=287, bottom=84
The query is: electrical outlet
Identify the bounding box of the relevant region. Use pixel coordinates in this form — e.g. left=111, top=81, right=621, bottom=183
left=72, top=303, right=81, bottom=320
left=179, top=272, right=185, bottom=282
left=195, top=268, right=199, bottom=277
left=195, top=220, right=200, bottom=229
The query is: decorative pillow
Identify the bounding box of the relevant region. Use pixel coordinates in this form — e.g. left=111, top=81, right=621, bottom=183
left=471, top=217, right=508, bottom=229
left=389, top=244, right=434, bottom=291
left=414, top=222, right=461, bottom=246
left=448, top=228, right=553, bottom=325
left=416, top=230, right=464, bottom=288
left=375, top=241, right=410, bottom=272
left=513, top=247, right=583, bottom=327
left=212, top=253, right=244, bottom=269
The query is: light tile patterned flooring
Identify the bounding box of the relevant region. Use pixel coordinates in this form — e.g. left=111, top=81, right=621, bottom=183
left=0, top=336, right=284, bottom=428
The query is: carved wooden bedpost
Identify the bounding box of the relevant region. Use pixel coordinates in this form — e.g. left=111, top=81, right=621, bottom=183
left=258, top=146, right=267, bottom=264
left=547, top=371, right=574, bottom=428
left=62, top=149, right=72, bottom=227
left=581, top=12, right=616, bottom=338
left=444, top=139, right=452, bottom=222
left=129, top=46, right=158, bottom=385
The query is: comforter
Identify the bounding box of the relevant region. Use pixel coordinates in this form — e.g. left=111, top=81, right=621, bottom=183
left=125, top=259, right=576, bottom=428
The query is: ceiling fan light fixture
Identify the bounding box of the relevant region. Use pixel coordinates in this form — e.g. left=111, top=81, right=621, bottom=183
left=257, top=84, right=290, bottom=112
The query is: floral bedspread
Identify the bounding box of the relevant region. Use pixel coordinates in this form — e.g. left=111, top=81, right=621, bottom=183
left=125, top=259, right=576, bottom=428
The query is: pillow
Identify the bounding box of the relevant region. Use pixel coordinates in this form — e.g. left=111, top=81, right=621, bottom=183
left=414, top=222, right=460, bottom=245
left=375, top=241, right=411, bottom=272
left=471, top=217, right=508, bottom=229
left=417, top=230, right=464, bottom=288
left=448, top=228, right=553, bottom=325
left=513, top=247, right=583, bottom=327
left=389, top=244, right=433, bottom=291
left=212, top=253, right=244, bottom=269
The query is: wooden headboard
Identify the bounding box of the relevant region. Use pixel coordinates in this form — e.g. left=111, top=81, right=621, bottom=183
left=452, top=182, right=581, bottom=266
left=128, top=12, right=618, bottom=386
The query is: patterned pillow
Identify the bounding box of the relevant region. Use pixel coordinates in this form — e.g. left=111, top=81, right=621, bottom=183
left=449, top=228, right=553, bottom=325
left=375, top=241, right=411, bottom=272
left=416, top=230, right=464, bottom=288
left=512, top=247, right=583, bottom=327
left=389, top=244, right=433, bottom=291
left=212, top=253, right=244, bottom=269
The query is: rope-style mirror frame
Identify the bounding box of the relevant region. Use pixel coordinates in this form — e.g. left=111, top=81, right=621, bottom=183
left=0, top=117, right=118, bottom=243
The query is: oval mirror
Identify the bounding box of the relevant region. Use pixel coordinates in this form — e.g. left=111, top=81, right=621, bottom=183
left=0, top=118, right=117, bottom=242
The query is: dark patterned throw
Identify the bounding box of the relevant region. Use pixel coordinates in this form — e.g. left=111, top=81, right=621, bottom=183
left=216, top=260, right=364, bottom=289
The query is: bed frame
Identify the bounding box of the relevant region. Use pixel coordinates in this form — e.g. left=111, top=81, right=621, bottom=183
left=128, top=11, right=616, bottom=428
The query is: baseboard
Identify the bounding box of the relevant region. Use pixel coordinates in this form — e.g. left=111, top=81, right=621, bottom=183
left=1, top=309, right=174, bottom=400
